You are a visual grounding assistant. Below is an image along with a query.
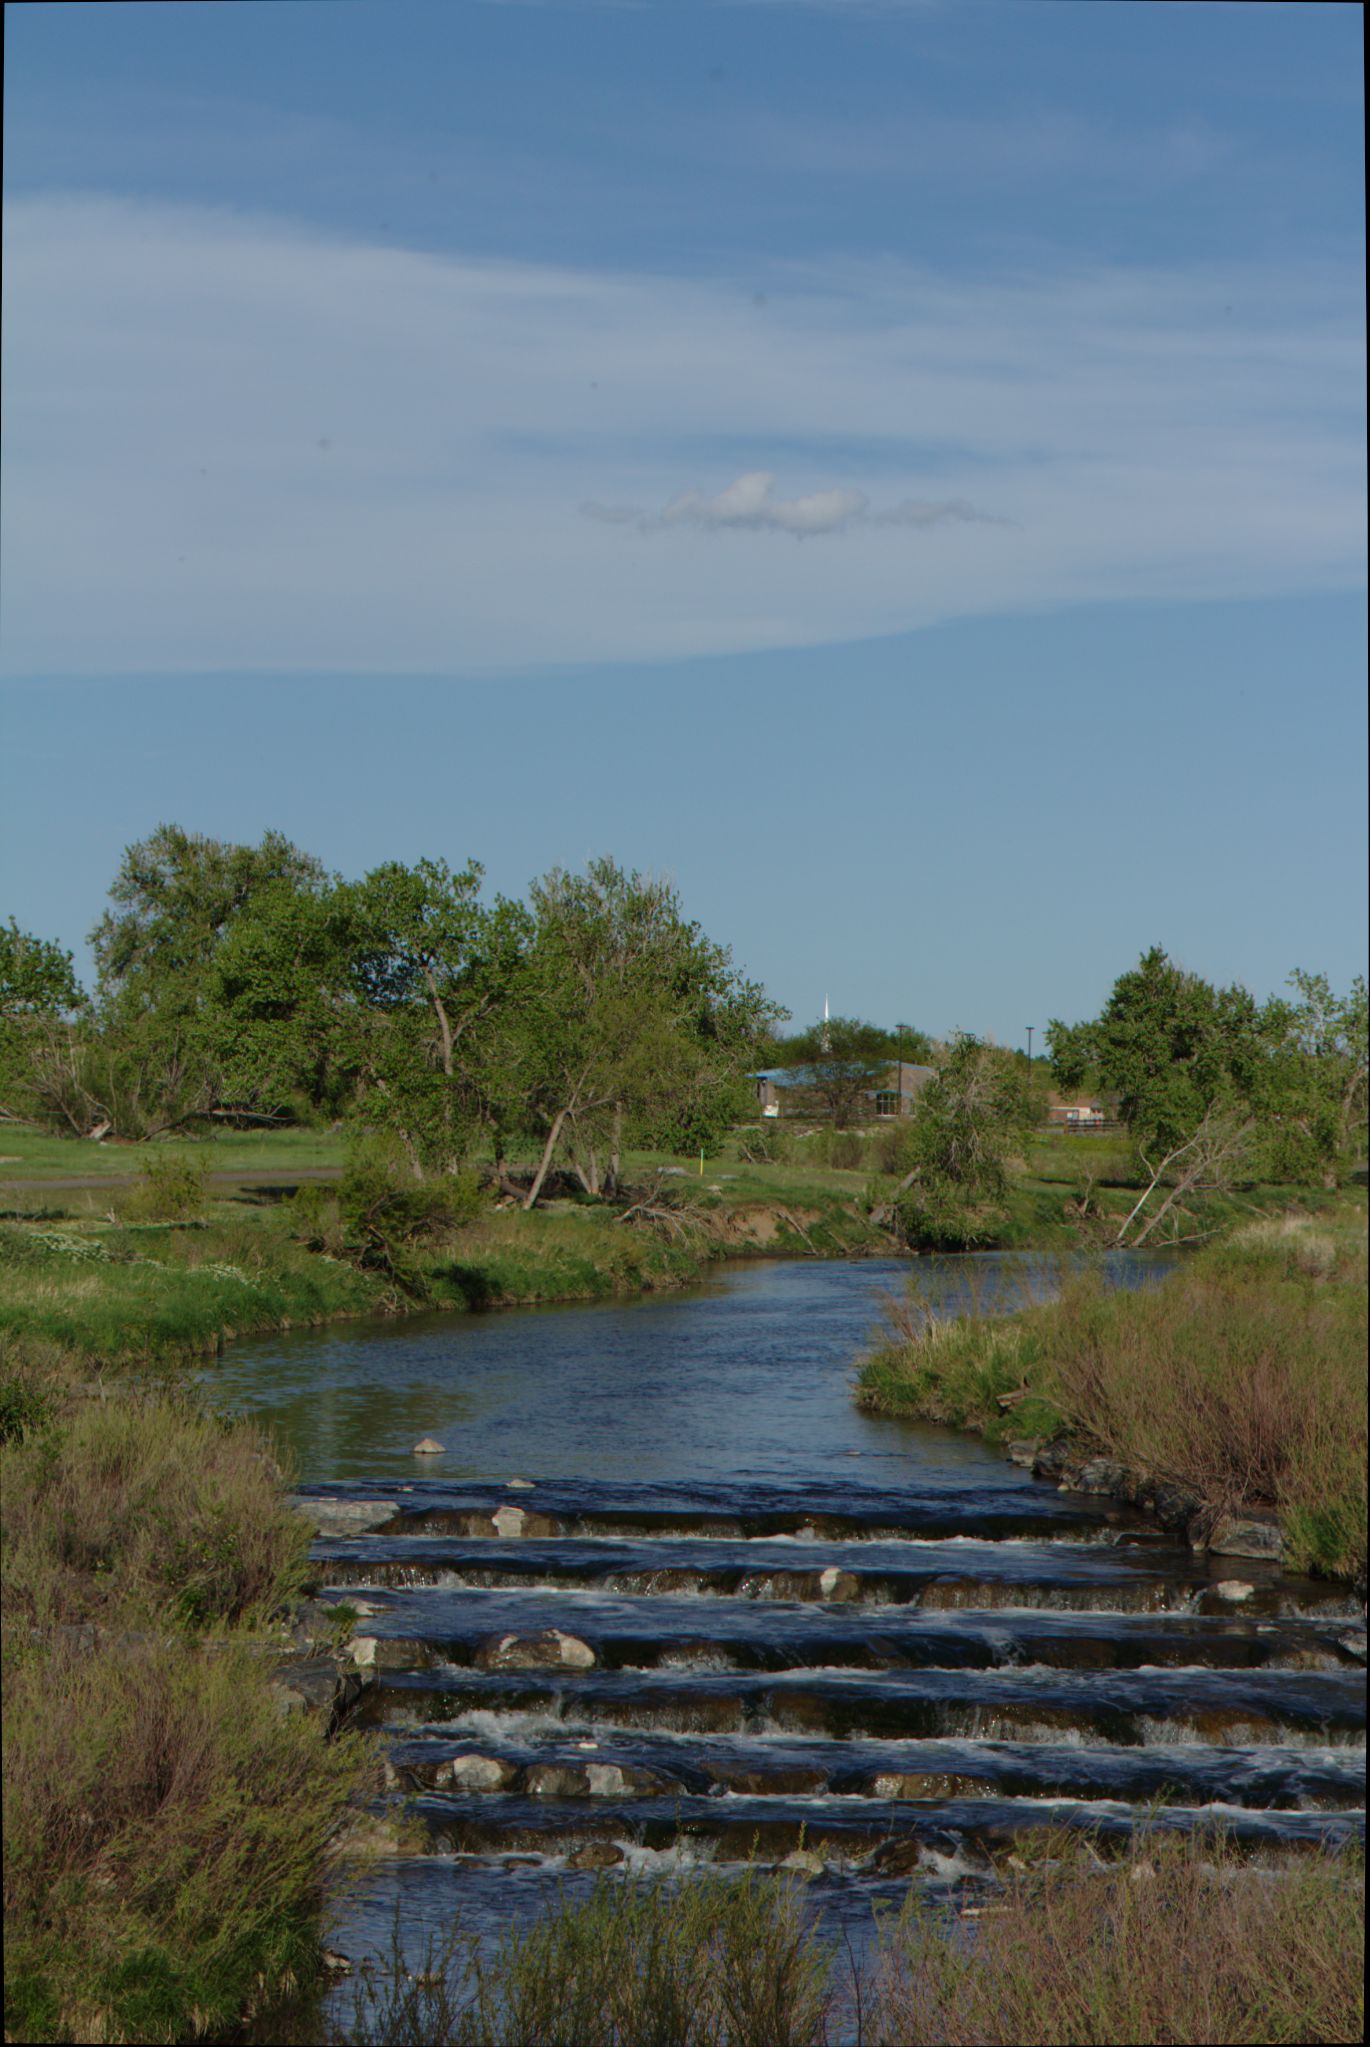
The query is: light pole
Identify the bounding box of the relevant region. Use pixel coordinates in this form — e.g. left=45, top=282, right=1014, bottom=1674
left=1026, top=1025, right=1034, bottom=1067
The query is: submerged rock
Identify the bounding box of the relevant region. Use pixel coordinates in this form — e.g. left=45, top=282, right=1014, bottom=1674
left=872, top=1771, right=988, bottom=1800
left=568, top=1841, right=625, bottom=1870
left=442, top=1753, right=517, bottom=1791
left=489, top=1504, right=560, bottom=1539
left=1005, top=1439, right=1040, bottom=1467
left=412, top=1437, right=445, bottom=1456
left=477, top=1628, right=597, bottom=1672
left=1212, top=1580, right=1256, bottom=1602
left=779, top=1849, right=824, bottom=1876
left=523, top=1759, right=677, bottom=1798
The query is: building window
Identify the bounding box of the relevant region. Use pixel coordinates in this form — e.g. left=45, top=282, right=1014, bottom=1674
left=874, top=1091, right=900, bottom=1118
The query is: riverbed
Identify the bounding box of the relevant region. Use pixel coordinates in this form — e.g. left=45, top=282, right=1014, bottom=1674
left=215, top=1252, right=1364, bottom=2027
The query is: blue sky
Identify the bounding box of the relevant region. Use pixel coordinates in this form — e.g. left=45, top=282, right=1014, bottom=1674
left=1, top=0, right=1365, bottom=1043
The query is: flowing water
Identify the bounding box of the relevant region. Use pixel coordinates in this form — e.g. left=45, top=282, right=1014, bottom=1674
left=216, top=1253, right=1366, bottom=1993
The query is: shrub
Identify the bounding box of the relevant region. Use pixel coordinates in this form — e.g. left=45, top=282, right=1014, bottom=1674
left=893, top=1185, right=1008, bottom=1251
left=123, top=1154, right=210, bottom=1223
left=3, top=1631, right=371, bottom=2046
left=288, top=1184, right=347, bottom=1256
left=2, top=1393, right=309, bottom=1630
left=736, top=1123, right=797, bottom=1166
left=871, top=1831, right=1364, bottom=2046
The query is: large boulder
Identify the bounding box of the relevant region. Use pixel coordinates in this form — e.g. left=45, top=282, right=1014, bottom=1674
left=1061, top=1458, right=1129, bottom=1496
left=568, top=1842, right=625, bottom=1870
left=1202, top=1512, right=1285, bottom=1562
left=294, top=1496, right=398, bottom=1540
left=1151, top=1481, right=1204, bottom=1532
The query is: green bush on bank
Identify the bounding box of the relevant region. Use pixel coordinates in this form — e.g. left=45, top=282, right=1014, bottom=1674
left=0, top=1259, right=378, bottom=2042
left=857, top=1207, right=1369, bottom=1579
left=2, top=1387, right=311, bottom=1632
left=4, top=1633, right=370, bottom=2047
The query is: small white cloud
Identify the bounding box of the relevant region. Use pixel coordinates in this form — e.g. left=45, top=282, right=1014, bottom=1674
left=588, top=472, right=1001, bottom=537
left=658, top=471, right=866, bottom=534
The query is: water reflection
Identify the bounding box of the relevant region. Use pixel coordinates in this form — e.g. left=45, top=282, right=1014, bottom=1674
left=209, top=1252, right=1174, bottom=1489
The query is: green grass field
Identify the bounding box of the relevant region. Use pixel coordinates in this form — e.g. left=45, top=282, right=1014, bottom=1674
left=0, top=1123, right=345, bottom=1183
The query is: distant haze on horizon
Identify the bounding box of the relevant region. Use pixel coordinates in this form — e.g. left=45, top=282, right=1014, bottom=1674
left=1, top=2, right=1365, bottom=1043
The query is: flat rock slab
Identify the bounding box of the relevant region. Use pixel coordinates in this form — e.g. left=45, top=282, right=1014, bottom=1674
left=295, top=1497, right=399, bottom=1541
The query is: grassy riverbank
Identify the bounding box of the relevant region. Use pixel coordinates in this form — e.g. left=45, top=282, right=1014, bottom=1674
left=326, top=1837, right=1363, bottom=2047
left=857, top=1202, right=1369, bottom=1581
left=0, top=1144, right=890, bottom=1376
left=0, top=1162, right=883, bottom=2044
left=4, top=1135, right=1365, bottom=2039
left=1, top=1350, right=376, bottom=2044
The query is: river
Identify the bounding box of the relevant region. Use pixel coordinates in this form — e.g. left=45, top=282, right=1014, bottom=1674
left=214, top=1253, right=1365, bottom=2020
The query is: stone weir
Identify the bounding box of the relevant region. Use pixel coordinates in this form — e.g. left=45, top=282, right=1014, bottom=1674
left=293, top=1471, right=1365, bottom=1899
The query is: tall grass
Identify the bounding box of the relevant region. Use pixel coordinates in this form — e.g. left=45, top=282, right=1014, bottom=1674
left=328, top=1841, right=1363, bottom=2047
left=0, top=1226, right=379, bottom=2042
left=339, top=1870, right=836, bottom=2047
left=857, top=1207, right=1368, bottom=1579
left=3, top=1632, right=371, bottom=2046
left=872, top=1832, right=1364, bottom=2046
left=2, top=1388, right=311, bottom=1631
left=0, top=1214, right=379, bottom=1363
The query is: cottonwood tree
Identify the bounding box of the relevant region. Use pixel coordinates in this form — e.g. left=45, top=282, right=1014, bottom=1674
left=1259, top=970, right=1369, bottom=1188
left=207, top=882, right=353, bottom=1123
left=332, top=859, right=533, bottom=1176
left=71, top=824, right=331, bottom=1137
left=516, top=859, right=780, bottom=1207
left=874, top=1034, right=1030, bottom=1246
left=0, top=921, right=85, bottom=1122
left=1046, top=947, right=1360, bottom=1244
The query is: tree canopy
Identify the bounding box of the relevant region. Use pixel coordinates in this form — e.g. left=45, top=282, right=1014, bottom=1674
left=772, top=1017, right=913, bottom=1128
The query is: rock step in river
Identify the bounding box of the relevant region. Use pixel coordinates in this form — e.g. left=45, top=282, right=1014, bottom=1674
left=301, top=1475, right=1366, bottom=1880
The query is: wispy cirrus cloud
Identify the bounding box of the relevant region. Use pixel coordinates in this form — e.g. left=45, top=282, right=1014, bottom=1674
left=584, top=472, right=1001, bottom=535
left=1, top=193, right=1363, bottom=676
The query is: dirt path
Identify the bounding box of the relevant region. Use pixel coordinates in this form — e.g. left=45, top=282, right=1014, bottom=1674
left=0, top=1168, right=343, bottom=1194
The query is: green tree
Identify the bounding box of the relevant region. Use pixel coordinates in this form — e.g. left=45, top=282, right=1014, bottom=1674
left=0, top=921, right=85, bottom=1121
left=1259, top=970, right=1369, bottom=1187
left=1047, top=947, right=1272, bottom=1157
left=77, top=825, right=330, bottom=1137
left=207, top=881, right=353, bottom=1123
left=773, top=1018, right=905, bottom=1128
left=876, top=1034, right=1030, bottom=1247
left=517, top=860, right=781, bottom=1206
left=332, top=858, right=533, bottom=1175
left=1046, top=946, right=1349, bottom=1243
